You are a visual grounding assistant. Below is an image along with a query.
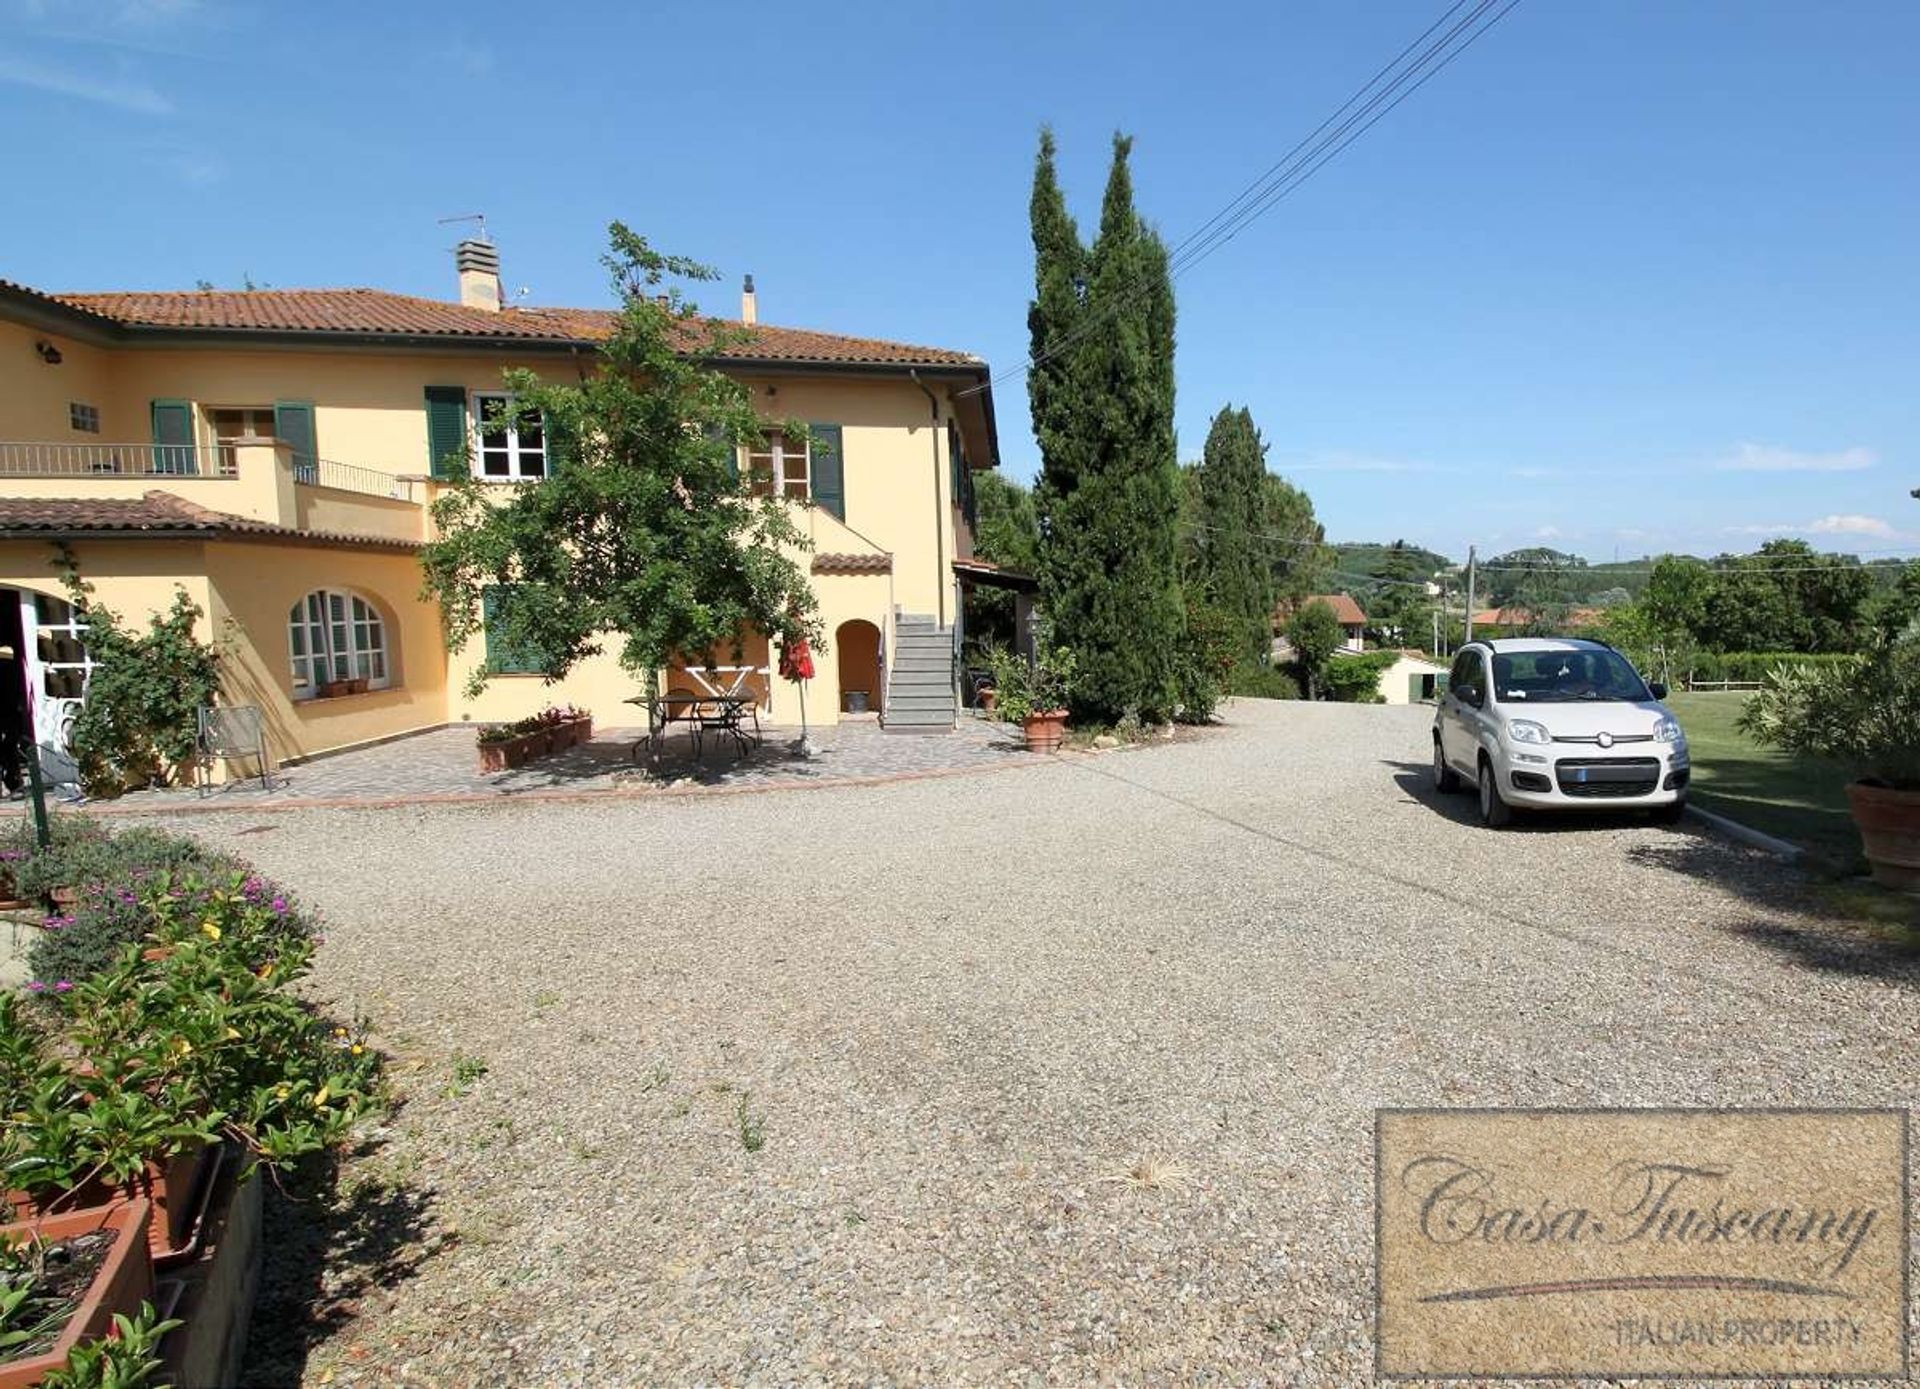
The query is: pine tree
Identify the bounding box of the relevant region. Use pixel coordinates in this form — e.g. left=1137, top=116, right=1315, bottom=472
left=1192, top=405, right=1275, bottom=666
left=1031, top=132, right=1184, bottom=722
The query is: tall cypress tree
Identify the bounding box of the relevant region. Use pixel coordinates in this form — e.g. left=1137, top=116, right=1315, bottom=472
left=1193, top=405, right=1275, bottom=666
left=1031, top=132, right=1184, bottom=722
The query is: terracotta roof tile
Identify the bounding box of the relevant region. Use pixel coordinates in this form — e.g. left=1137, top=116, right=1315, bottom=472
left=0, top=491, right=419, bottom=552
left=44, top=288, right=982, bottom=367
left=812, top=552, right=892, bottom=576
left=1278, top=592, right=1369, bottom=626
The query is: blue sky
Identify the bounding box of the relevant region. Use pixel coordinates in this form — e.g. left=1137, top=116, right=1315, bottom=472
left=3, top=0, right=1916, bottom=563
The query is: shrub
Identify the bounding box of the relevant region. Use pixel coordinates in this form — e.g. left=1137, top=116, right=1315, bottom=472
left=7, top=872, right=382, bottom=1189
left=1324, top=650, right=1398, bottom=703
left=1170, top=597, right=1238, bottom=725
left=1739, top=632, right=1920, bottom=789
left=1229, top=666, right=1302, bottom=701
left=8, top=817, right=317, bottom=986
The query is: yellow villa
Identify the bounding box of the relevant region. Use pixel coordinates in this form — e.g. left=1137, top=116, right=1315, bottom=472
left=0, top=241, right=1010, bottom=778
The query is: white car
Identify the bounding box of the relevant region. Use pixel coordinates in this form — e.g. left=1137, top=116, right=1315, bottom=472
left=1432, top=637, right=1689, bottom=828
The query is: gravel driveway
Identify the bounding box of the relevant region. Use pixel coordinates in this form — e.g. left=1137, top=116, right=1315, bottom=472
left=166, top=698, right=1919, bottom=1387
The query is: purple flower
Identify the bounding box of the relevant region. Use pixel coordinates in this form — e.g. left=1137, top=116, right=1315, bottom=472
left=25, top=981, right=45, bottom=993
left=271, top=896, right=288, bottom=914
left=52, top=980, right=72, bottom=993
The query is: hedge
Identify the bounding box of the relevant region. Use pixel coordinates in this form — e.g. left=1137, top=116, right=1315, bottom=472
left=1680, top=651, right=1859, bottom=685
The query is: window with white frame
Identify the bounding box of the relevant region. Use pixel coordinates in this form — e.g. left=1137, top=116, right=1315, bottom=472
left=473, top=393, right=546, bottom=479
left=288, top=589, right=390, bottom=696
left=31, top=592, right=93, bottom=700
left=744, top=428, right=808, bottom=500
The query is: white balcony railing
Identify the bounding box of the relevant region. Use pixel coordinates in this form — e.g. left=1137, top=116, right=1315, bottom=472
left=0, top=441, right=237, bottom=478
left=295, top=458, right=420, bottom=502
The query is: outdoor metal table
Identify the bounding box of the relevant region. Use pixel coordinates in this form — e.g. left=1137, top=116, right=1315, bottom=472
left=627, top=692, right=762, bottom=763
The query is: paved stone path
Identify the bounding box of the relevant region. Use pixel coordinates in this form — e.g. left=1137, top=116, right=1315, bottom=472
left=106, top=715, right=1039, bottom=811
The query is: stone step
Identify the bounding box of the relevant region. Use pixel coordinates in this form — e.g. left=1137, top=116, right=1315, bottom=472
left=888, top=669, right=953, bottom=688
left=884, top=715, right=955, bottom=732
left=887, top=695, right=957, bottom=715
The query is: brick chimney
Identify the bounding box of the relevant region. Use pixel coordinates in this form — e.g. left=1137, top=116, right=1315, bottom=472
left=740, top=273, right=757, bottom=326
left=456, top=238, right=502, bottom=312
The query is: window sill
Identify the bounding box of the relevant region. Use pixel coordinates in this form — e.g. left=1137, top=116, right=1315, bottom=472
left=295, top=686, right=397, bottom=705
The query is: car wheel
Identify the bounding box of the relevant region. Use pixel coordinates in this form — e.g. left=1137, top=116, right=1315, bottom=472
left=1652, top=796, right=1687, bottom=825
left=1433, top=738, right=1461, bottom=793
left=1477, top=757, right=1513, bottom=828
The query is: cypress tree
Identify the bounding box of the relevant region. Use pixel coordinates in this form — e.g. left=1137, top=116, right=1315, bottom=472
left=1193, top=405, right=1275, bottom=666
left=1031, top=132, right=1184, bottom=722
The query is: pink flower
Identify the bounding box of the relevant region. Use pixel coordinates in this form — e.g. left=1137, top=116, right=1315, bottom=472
left=52, top=980, right=72, bottom=993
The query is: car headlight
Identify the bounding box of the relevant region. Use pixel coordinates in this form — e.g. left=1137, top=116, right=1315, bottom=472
left=1507, top=719, right=1550, bottom=745
left=1654, top=717, right=1684, bottom=745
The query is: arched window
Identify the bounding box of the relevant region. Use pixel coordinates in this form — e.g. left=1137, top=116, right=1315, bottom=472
left=289, top=590, right=390, bottom=697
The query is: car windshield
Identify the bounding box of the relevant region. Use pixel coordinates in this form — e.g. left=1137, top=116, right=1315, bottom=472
left=1490, top=648, right=1649, bottom=703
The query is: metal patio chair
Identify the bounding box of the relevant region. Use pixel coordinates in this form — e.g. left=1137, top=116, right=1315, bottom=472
left=197, top=705, right=275, bottom=795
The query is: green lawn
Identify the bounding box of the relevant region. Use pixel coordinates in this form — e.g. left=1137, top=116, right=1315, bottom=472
left=1665, top=691, right=1863, bottom=866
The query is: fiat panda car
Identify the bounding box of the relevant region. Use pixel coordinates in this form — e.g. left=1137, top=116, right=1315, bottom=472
left=1432, top=638, right=1689, bottom=828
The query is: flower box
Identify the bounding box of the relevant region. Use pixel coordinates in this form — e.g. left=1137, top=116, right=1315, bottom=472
left=477, top=730, right=542, bottom=773
left=7, top=1143, right=215, bottom=1267
left=0, top=1199, right=154, bottom=1389
left=316, top=677, right=370, bottom=699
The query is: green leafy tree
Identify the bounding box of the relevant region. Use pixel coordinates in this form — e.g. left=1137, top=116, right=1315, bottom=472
left=1261, top=472, right=1332, bottom=606
left=56, top=555, right=220, bottom=796
left=1030, top=132, right=1185, bottom=723
left=422, top=224, right=820, bottom=698
left=1703, top=540, right=1871, bottom=652
left=967, top=472, right=1041, bottom=646
left=1366, top=540, right=1432, bottom=649
left=1287, top=599, right=1343, bottom=700
left=1189, top=405, right=1277, bottom=666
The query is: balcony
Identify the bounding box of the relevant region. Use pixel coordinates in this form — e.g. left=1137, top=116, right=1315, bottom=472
left=0, top=439, right=427, bottom=543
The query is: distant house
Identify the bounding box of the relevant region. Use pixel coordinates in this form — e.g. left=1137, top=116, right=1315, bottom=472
left=1276, top=592, right=1369, bottom=652
left=1471, top=605, right=1602, bottom=634
left=1372, top=649, right=1450, bottom=704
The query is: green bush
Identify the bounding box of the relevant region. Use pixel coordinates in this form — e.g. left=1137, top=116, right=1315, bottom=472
left=1740, top=634, right=1920, bottom=789
left=1324, top=650, right=1398, bottom=703
left=8, top=816, right=318, bottom=987
left=1171, top=597, right=1238, bottom=725
left=1229, top=666, right=1302, bottom=701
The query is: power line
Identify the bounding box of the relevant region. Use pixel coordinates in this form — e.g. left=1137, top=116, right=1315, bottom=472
left=960, top=0, right=1522, bottom=399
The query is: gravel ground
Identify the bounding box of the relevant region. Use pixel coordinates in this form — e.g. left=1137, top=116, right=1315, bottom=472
left=157, top=697, right=1919, bottom=1387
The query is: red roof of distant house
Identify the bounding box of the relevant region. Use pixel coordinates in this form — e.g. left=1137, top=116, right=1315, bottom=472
left=11, top=283, right=983, bottom=368
left=1280, top=592, right=1368, bottom=626
left=1472, top=606, right=1603, bottom=629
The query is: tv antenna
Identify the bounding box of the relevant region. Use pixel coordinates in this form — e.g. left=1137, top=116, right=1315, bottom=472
left=437, top=212, right=490, bottom=242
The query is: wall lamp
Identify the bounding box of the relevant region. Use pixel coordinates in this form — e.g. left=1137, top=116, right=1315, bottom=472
left=34, top=340, right=62, bottom=365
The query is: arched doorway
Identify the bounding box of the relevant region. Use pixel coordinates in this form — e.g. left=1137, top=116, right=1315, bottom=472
left=835, top=620, right=882, bottom=715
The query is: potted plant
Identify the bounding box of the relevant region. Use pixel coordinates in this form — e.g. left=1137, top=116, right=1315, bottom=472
left=986, top=646, right=1077, bottom=752
left=0, top=1200, right=154, bottom=1389
left=1740, top=627, right=1920, bottom=889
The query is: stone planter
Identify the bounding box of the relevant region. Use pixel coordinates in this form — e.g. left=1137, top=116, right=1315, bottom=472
left=478, top=732, right=537, bottom=772
left=1846, top=781, right=1920, bottom=892
left=1022, top=709, right=1069, bottom=753
left=0, top=1200, right=154, bottom=1389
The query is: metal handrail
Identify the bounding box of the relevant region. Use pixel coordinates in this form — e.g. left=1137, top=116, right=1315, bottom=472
left=295, top=458, right=419, bottom=501
left=0, top=441, right=236, bottom=478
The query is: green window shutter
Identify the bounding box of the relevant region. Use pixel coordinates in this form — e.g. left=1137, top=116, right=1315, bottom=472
left=424, top=386, right=469, bottom=480
left=150, top=399, right=196, bottom=476
left=482, top=585, right=541, bottom=674
left=809, top=423, right=844, bottom=521
left=273, top=400, right=318, bottom=482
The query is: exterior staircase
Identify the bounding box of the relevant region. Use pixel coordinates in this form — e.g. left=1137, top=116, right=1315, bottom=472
left=884, top=610, right=956, bottom=733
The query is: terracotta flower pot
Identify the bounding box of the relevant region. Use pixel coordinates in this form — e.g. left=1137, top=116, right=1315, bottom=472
left=0, top=1199, right=153, bottom=1389
left=1846, top=781, right=1920, bottom=892
left=1022, top=709, right=1069, bottom=753
left=979, top=689, right=998, bottom=713
left=8, top=1143, right=213, bottom=1265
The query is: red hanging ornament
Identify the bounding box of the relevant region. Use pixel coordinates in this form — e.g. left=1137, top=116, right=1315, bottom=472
left=779, top=637, right=814, bottom=683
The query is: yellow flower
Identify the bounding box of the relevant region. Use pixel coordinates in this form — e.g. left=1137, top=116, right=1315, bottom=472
left=274, top=1084, right=291, bottom=1101
left=311, top=1085, right=331, bottom=1108
left=201, top=922, right=222, bottom=941
left=224, top=1027, right=241, bottom=1041
left=172, top=1037, right=193, bottom=1057
left=256, top=962, right=275, bottom=980
left=350, top=1044, right=364, bottom=1056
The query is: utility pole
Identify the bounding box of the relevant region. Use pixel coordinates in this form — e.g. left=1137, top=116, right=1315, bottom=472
left=1463, top=546, right=1477, bottom=644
